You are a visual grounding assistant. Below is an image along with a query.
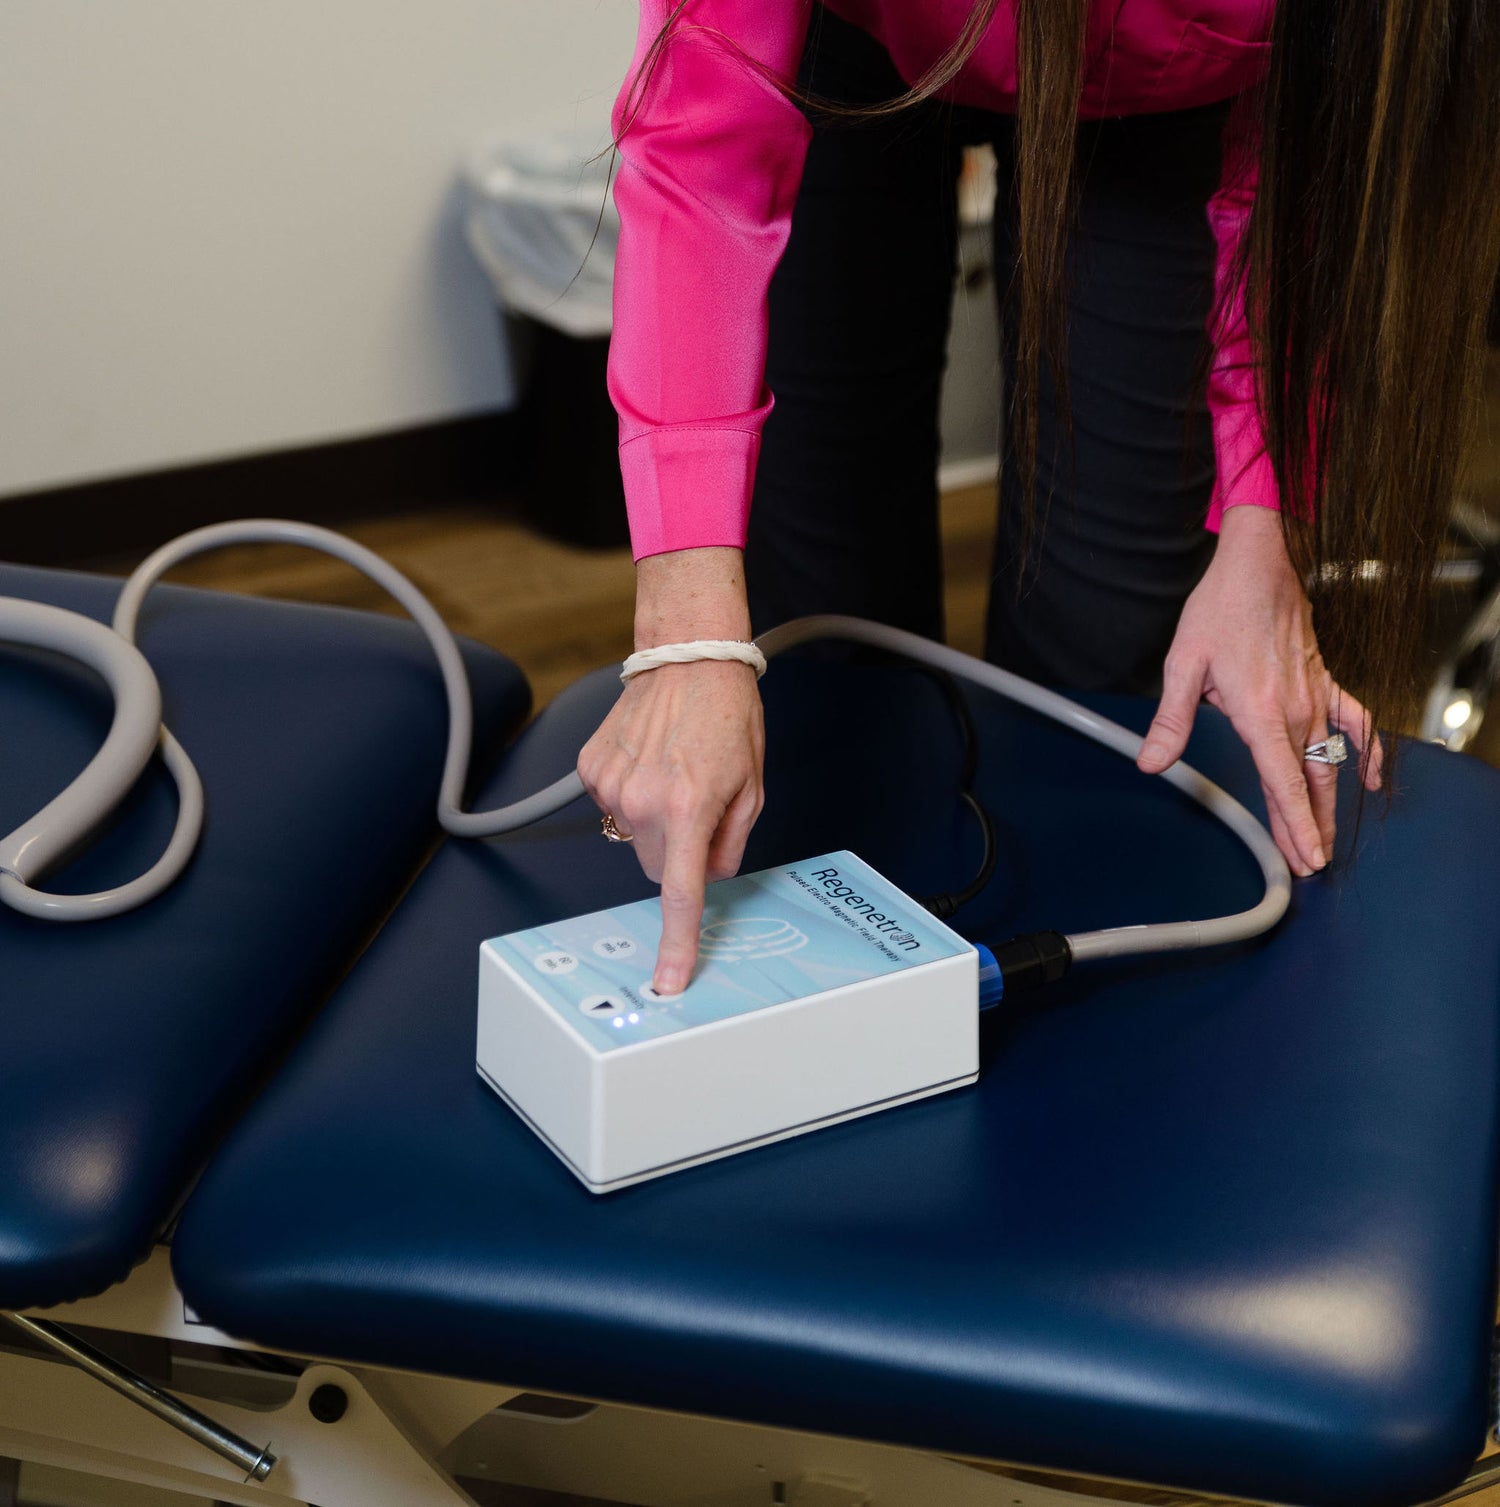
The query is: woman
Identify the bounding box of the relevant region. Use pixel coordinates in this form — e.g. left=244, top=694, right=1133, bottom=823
left=579, top=0, right=1500, bottom=995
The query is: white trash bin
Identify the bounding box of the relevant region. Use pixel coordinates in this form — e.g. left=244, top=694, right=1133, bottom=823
left=464, top=129, right=626, bottom=545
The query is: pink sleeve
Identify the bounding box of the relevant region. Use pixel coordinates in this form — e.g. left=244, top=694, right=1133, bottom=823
left=608, top=1, right=814, bottom=561
left=1204, top=102, right=1279, bottom=531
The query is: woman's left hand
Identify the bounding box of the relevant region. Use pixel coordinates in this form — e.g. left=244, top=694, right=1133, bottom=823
left=1136, top=504, right=1383, bottom=876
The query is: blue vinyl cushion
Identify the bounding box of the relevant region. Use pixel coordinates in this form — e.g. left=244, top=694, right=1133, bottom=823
left=0, top=563, right=529, bottom=1310
left=172, top=659, right=1500, bottom=1507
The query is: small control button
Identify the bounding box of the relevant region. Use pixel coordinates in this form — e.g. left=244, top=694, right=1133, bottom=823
left=534, top=950, right=579, bottom=976
left=592, top=935, right=638, bottom=960
left=579, top=994, right=623, bottom=1017
left=640, top=982, right=688, bottom=1003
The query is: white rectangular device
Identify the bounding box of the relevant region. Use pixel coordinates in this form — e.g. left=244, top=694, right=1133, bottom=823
left=476, top=850, right=979, bottom=1192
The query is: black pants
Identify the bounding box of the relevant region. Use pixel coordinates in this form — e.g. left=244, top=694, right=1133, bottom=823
left=745, top=8, right=1228, bottom=695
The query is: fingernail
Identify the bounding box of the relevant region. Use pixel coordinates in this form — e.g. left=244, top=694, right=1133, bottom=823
left=655, top=969, right=685, bottom=997
left=1312, top=846, right=1327, bottom=869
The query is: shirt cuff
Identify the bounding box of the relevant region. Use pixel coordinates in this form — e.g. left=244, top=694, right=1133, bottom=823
left=1207, top=407, right=1280, bottom=533
left=619, top=427, right=761, bottom=560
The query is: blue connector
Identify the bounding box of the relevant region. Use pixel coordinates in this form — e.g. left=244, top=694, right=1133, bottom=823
left=974, top=943, right=1005, bottom=1011
left=974, top=932, right=1073, bottom=1012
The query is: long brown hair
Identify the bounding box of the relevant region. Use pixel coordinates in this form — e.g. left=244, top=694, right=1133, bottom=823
left=1249, top=0, right=1500, bottom=762
left=621, top=1, right=1500, bottom=776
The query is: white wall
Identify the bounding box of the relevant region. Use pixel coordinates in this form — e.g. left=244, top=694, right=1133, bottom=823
left=0, top=1, right=638, bottom=498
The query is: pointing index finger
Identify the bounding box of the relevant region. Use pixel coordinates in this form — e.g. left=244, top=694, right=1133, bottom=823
left=653, top=818, right=714, bottom=996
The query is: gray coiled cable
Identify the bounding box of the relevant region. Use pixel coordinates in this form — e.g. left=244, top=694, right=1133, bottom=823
left=0, top=520, right=1290, bottom=956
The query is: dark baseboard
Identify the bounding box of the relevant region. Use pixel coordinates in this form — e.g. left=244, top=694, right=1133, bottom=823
left=0, top=409, right=529, bottom=569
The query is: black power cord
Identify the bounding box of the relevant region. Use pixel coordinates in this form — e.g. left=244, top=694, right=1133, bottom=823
left=917, top=669, right=998, bottom=921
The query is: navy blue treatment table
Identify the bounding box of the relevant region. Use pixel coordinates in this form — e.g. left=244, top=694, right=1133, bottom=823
left=0, top=563, right=529, bottom=1312
left=167, top=657, right=1500, bottom=1507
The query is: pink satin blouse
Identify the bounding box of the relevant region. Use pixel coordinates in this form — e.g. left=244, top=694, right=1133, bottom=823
left=608, top=1, right=1275, bottom=561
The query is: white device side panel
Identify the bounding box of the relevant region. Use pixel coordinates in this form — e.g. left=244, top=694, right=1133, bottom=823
left=596, top=949, right=978, bottom=1185
left=587, top=1076, right=977, bottom=1193
left=477, top=945, right=597, bottom=1177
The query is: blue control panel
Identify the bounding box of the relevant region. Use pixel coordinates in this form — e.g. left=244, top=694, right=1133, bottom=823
left=484, top=851, right=971, bottom=1053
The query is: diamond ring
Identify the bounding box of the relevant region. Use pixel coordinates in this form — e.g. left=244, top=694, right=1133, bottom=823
left=1303, top=734, right=1349, bottom=767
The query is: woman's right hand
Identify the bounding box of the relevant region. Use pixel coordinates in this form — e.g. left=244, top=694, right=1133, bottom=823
left=577, top=547, right=765, bottom=997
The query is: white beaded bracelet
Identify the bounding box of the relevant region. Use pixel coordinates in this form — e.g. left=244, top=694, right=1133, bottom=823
left=620, top=638, right=768, bottom=683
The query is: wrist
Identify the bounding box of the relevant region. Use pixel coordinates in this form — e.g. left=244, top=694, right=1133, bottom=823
left=1216, top=503, right=1284, bottom=549
left=634, top=546, right=751, bottom=650
left=1213, top=504, right=1292, bottom=569
left=1218, top=500, right=1278, bottom=536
